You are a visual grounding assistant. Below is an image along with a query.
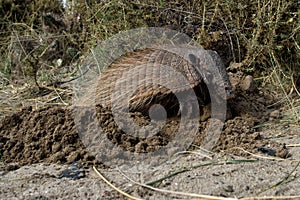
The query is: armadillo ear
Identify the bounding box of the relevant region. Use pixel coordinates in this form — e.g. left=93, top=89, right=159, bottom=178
left=188, top=53, right=199, bottom=66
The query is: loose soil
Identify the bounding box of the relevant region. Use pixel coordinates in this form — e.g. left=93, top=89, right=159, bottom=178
left=0, top=70, right=299, bottom=199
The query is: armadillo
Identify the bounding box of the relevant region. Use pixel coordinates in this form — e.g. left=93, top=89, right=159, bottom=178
left=90, top=46, right=233, bottom=116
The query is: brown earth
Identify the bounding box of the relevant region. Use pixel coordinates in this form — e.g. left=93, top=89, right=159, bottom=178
left=0, top=70, right=299, bottom=199
left=0, top=71, right=289, bottom=167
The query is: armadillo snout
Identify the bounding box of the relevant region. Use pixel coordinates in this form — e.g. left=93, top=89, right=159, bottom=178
left=214, top=81, right=234, bottom=100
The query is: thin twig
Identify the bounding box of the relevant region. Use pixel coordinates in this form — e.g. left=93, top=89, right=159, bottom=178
left=117, top=167, right=237, bottom=200
left=146, top=159, right=257, bottom=187
left=291, top=75, right=300, bottom=97
left=93, top=166, right=143, bottom=200
left=233, top=147, right=300, bottom=162
left=240, top=195, right=300, bottom=200
left=286, top=144, right=300, bottom=147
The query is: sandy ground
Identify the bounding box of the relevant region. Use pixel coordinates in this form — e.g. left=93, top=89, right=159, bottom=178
left=1, top=141, right=300, bottom=199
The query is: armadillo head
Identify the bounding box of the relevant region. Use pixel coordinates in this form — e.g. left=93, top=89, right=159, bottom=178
left=188, top=50, right=234, bottom=100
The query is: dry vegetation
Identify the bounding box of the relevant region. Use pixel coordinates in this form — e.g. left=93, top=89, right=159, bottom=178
left=0, top=0, right=299, bottom=120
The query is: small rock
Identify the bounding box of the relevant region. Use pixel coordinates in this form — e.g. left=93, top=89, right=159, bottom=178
left=228, top=71, right=244, bottom=91
left=223, top=185, right=234, bottom=193
left=67, top=151, right=80, bottom=163
left=276, top=145, right=291, bottom=158
left=240, top=75, right=255, bottom=92
left=58, top=162, right=85, bottom=179
left=6, top=163, right=20, bottom=171
left=229, top=62, right=243, bottom=70
left=269, top=110, right=280, bottom=119
left=258, top=147, right=276, bottom=156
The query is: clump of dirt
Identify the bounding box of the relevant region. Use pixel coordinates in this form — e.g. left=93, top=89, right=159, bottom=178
left=0, top=106, right=96, bottom=166
left=0, top=71, right=290, bottom=167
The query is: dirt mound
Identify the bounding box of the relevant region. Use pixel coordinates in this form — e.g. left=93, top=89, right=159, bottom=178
left=0, top=71, right=290, bottom=167
left=0, top=106, right=95, bottom=166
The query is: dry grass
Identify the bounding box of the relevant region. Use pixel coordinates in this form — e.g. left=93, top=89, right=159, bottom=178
left=0, top=0, right=299, bottom=121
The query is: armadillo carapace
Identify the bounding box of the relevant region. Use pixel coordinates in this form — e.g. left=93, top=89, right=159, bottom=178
left=95, top=47, right=233, bottom=115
